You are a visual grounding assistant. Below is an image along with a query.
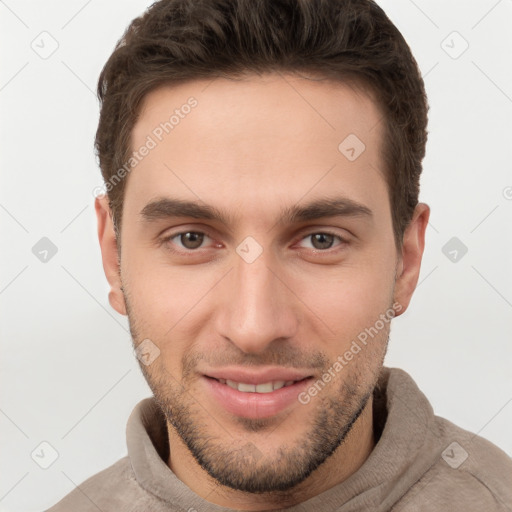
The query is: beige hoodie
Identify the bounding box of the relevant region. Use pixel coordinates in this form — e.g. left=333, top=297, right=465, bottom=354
left=46, top=367, right=512, bottom=511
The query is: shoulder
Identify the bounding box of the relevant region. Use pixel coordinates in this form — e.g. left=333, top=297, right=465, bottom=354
left=394, top=415, right=512, bottom=511
left=45, top=456, right=148, bottom=511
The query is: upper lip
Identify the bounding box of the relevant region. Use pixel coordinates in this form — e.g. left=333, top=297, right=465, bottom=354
left=204, top=367, right=313, bottom=385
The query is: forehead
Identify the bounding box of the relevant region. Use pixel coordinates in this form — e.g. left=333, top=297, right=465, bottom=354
left=125, top=73, right=388, bottom=226
left=134, top=73, right=382, bottom=148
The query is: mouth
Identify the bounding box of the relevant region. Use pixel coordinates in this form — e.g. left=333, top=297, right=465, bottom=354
left=202, top=369, right=314, bottom=419
left=212, top=378, right=300, bottom=393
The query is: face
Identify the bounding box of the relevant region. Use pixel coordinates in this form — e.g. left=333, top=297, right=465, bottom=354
left=96, top=73, right=428, bottom=500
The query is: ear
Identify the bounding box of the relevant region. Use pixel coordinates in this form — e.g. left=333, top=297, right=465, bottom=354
left=393, top=203, right=430, bottom=316
left=95, top=195, right=127, bottom=316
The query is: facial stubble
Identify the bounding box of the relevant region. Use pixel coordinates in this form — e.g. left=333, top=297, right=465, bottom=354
left=123, top=284, right=388, bottom=496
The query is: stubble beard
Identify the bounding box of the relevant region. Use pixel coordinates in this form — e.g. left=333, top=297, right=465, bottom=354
left=124, top=291, right=388, bottom=496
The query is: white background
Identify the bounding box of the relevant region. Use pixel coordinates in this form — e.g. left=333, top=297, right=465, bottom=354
left=1, top=0, right=511, bottom=510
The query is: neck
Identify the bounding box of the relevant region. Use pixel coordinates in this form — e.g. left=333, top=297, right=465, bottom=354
left=167, top=395, right=375, bottom=510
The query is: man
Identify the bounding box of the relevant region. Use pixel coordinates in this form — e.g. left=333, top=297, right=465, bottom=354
left=48, top=0, right=512, bottom=510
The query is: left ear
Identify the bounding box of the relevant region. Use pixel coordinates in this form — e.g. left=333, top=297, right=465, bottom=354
left=393, top=203, right=430, bottom=316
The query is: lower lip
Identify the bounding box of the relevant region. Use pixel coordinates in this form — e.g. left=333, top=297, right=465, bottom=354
left=203, top=376, right=312, bottom=419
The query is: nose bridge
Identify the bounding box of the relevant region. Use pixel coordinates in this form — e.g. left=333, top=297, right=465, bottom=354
left=219, top=247, right=297, bottom=354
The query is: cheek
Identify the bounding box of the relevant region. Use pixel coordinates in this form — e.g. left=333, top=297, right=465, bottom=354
left=124, top=248, right=204, bottom=311
left=291, top=255, right=396, bottom=340
left=122, top=256, right=216, bottom=352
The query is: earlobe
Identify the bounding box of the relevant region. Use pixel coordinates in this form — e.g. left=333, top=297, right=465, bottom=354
left=95, top=196, right=127, bottom=316
left=393, top=203, right=430, bottom=316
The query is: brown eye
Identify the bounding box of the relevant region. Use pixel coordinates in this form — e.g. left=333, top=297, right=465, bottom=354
left=161, top=229, right=220, bottom=255
left=179, top=232, right=204, bottom=249
left=297, top=232, right=345, bottom=251
left=310, top=233, right=335, bottom=250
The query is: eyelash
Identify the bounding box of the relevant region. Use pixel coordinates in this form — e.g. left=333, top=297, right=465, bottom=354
left=160, top=230, right=348, bottom=255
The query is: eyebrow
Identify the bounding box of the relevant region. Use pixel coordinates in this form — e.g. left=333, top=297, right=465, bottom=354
left=139, top=196, right=373, bottom=227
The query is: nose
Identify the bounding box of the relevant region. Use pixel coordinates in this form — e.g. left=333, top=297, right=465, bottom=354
left=216, top=248, right=298, bottom=354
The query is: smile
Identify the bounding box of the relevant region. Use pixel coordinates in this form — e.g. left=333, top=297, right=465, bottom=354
left=217, top=379, right=298, bottom=393
left=202, top=370, right=314, bottom=419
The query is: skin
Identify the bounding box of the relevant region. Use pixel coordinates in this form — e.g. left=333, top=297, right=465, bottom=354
left=96, top=73, right=429, bottom=510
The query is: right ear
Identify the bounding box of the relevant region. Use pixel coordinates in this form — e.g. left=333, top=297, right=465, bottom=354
left=95, top=195, right=127, bottom=316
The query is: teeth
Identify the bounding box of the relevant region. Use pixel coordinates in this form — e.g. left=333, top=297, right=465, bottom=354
left=238, top=382, right=256, bottom=392
left=255, top=382, right=273, bottom=393
left=221, top=379, right=295, bottom=393
left=226, top=379, right=238, bottom=390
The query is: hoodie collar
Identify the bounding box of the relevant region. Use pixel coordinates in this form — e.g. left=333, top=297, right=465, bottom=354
left=126, top=367, right=442, bottom=511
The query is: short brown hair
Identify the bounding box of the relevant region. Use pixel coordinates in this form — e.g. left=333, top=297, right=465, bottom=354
left=96, top=0, right=428, bottom=247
